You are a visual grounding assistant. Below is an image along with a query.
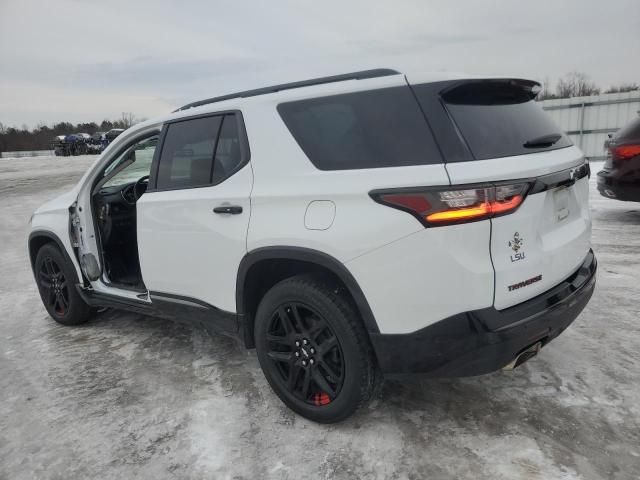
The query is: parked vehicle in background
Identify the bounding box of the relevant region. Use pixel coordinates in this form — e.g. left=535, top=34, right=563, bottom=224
left=597, top=116, right=640, bottom=202
left=106, top=129, right=125, bottom=142
left=91, top=131, right=105, bottom=143
left=29, top=69, right=596, bottom=423
left=52, top=130, right=122, bottom=156
left=87, top=132, right=106, bottom=154
left=52, top=133, right=87, bottom=156
left=52, top=135, right=68, bottom=156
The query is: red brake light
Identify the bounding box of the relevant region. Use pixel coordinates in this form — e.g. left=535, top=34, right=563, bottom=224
left=611, top=144, right=640, bottom=160
left=490, top=194, right=524, bottom=214
left=374, top=183, right=529, bottom=227
left=380, top=194, right=431, bottom=213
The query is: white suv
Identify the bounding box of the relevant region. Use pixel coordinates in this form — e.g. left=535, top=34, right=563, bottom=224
left=28, top=69, right=597, bottom=423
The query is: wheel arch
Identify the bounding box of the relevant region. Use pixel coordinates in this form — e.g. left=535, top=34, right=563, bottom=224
left=28, top=230, right=81, bottom=283
left=236, top=247, right=380, bottom=348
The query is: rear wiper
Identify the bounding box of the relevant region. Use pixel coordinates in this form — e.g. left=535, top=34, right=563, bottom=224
left=523, top=133, right=562, bottom=148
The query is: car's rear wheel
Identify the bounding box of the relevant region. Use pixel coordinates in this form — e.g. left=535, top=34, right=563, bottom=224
left=254, top=275, right=379, bottom=423
left=35, top=243, right=93, bottom=326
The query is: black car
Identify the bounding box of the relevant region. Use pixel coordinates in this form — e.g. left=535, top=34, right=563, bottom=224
left=597, top=116, right=640, bottom=202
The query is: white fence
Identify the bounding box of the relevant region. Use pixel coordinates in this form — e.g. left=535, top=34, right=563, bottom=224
left=541, top=91, right=640, bottom=160
left=0, top=150, right=54, bottom=159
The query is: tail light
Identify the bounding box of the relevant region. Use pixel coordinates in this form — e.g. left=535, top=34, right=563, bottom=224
left=610, top=144, right=640, bottom=160
left=371, top=183, right=530, bottom=227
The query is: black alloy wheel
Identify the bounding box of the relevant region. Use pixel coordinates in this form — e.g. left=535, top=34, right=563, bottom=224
left=35, top=243, right=93, bottom=325
left=39, top=255, right=70, bottom=316
left=266, top=302, right=345, bottom=406
left=255, top=275, right=379, bottom=423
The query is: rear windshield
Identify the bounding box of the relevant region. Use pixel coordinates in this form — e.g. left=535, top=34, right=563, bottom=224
left=439, top=81, right=572, bottom=160
left=277, top=86, right=442, bottom=170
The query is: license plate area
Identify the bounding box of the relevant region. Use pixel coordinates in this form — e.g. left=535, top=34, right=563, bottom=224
left=553, top=186, right=570, bottom=222
left=491, top=175, right=591, bottom=310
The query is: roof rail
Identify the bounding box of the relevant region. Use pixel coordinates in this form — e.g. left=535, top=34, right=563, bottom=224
left=173, top=68, right=401, bottom=112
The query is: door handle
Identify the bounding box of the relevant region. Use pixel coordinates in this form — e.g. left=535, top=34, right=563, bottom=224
left=213, top=205, right=243, bottom=215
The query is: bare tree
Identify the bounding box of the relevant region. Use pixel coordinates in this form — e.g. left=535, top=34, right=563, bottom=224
left=537, top=77, right=558, bottom=101
left=120, top=112, right=137, bottom=129
left=605, top=83, right=639, bottom=94
left=555, top=72, right=600, bottom=98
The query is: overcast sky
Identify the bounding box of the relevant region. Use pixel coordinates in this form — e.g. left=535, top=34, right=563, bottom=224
left=1, top=0, right=638, bottom=128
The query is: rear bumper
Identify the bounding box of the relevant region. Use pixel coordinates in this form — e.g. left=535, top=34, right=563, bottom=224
left=597, top=169, right=640, bottom=202
left=370, top=250, right=597, bottom=376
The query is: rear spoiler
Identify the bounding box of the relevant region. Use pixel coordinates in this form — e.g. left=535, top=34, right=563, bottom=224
left=440, top=78, right=542, bottom=105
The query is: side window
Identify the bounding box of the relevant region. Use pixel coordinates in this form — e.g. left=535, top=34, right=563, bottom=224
left=212, top=115, right=243, bottom=184
left=156, top=116, right=222, bottom=190
left=277, top=86, right=442, bottom=170
left=155, top=114, right=245, bottom=190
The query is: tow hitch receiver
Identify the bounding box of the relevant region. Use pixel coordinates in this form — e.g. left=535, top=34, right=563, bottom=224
left=503, top=341, right=542, bottom=371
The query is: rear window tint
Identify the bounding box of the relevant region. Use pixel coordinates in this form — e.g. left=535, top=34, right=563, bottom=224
left=277, top=86, right=441, bottom=170
left=418, top=81, right=572, bottom=161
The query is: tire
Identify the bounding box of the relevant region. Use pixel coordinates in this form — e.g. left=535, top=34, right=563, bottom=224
left=254, top=274, right=379, bottom=423
left=34, top=243, right=93, bottom=326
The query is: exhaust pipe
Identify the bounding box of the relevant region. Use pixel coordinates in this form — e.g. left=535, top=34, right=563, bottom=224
left=503, top=341, right=542, bottom=371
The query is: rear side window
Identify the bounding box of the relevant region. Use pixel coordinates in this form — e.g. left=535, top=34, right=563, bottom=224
left=277, top=86, right=442, bottom=170
left=212, top=116, right=243, bottom=184
left=155, top=114, right=246, bottom=190
left=435, top=81, right=572, bottom=160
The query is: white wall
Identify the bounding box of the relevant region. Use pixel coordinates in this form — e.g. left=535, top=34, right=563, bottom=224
left=541, top=92, right=640, bottom=160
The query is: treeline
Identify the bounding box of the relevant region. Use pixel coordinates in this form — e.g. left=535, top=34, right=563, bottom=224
left=0, top=113, right=141, bottom=153
left=537, top=72, right=639, bottom=100
left=2, top=75, right=638, bottom=152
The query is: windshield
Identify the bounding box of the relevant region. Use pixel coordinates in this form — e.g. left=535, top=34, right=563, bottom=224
left=103, top=137, right=158, bottom=188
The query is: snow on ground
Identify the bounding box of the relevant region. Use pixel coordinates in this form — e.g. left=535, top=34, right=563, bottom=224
left=0, top=156, right=639, bottom=479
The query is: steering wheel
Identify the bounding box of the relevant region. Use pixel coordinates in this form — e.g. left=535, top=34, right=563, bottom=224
left=134, top=175, right=150, bottom=201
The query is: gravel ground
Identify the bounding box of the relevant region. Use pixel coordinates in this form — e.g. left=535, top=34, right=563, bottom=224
left=0, top=156, right=639, bottom=480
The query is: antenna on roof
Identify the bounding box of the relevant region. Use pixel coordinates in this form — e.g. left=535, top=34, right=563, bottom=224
left=173, top=68, right=401, bottom=112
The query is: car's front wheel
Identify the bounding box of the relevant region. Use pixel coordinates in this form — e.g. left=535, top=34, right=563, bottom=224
left=34, top=243, right=93, bottom=326
left=254, top=275, right=379, bottom=423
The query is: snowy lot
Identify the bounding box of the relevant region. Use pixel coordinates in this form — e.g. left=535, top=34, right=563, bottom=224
left=0, top=156, right=639, bottom=479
